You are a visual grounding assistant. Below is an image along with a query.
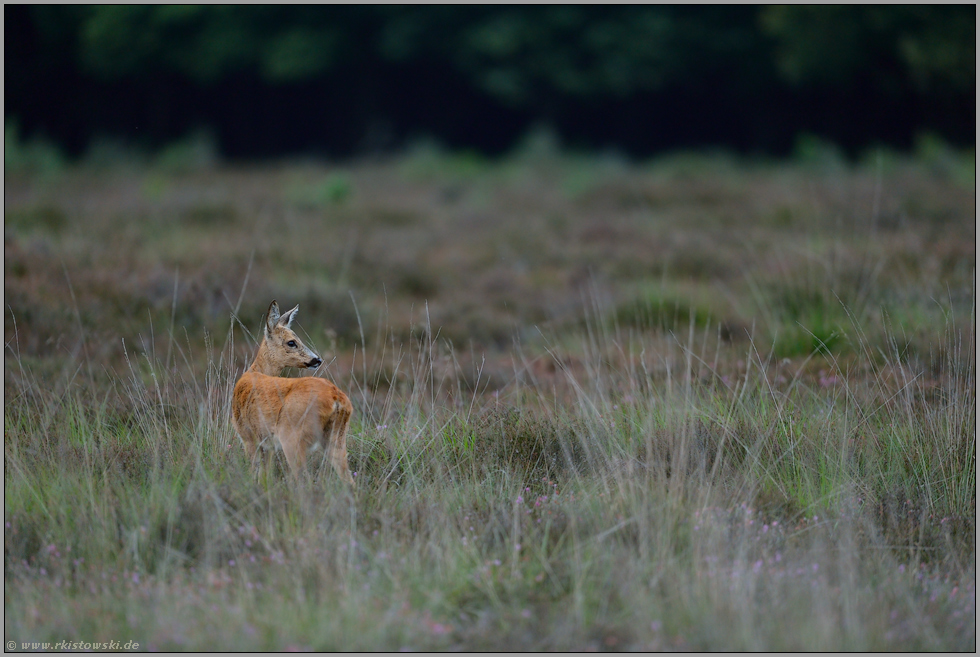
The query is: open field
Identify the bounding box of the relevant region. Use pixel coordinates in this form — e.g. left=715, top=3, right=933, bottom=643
left=4, top=141, right=976, bottom=650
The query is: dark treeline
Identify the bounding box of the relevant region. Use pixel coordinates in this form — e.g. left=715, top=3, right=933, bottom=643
left=5, top=5, right=975, bottom=160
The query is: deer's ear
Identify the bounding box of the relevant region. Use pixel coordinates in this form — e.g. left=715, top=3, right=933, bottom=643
left=279, top=304, right=299, bottom=328
left=265, top=300, right=281, bottom=336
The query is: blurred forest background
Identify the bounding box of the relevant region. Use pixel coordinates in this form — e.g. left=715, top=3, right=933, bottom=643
left=5, top=5, right=975, bottom=161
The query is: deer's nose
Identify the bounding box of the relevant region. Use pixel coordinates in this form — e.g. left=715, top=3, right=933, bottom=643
left=307, top=357, right=322, bottom=368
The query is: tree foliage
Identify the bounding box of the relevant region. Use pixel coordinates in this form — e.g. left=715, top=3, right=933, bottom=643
left=761, top=5, right=975, bottom=92
left=60, top=6, right=974, bottom=99
left=6, top=5, right=974, bottom=157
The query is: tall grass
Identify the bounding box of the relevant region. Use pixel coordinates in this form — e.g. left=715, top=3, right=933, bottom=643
left=4, top=146, right=974, bottom=649
left=4, top=284, right=974, bottom=650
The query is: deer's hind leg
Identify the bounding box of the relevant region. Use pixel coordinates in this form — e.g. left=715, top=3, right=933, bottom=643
left=239, top=431, right=280, bottom=483
left=324, top=405, right=354, bottom=486
left=235, top=423, right=266, bottom=470
left=234, top=405, right=281, bottom=478
left=278, top=426, right=315, bottom=479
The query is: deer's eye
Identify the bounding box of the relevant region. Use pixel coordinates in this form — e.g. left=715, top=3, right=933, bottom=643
left=287, top=340, right=297, bottom=348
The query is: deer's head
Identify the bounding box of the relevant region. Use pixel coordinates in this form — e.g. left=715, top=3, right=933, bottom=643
left=256, top=300, right=322, bottom=373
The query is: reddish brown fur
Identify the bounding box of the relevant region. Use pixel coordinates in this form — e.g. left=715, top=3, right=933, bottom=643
left=231, top=300, right=354, bottom=485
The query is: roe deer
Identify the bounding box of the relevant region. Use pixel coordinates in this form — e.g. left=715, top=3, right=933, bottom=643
left=232, top=300, right=354, bottom=485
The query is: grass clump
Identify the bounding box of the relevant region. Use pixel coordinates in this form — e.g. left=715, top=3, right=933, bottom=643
left=4, top=120, right=66, bottom=177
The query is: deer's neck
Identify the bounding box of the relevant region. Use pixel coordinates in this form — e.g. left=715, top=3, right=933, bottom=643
left=248, top=341, right=282, bottom=376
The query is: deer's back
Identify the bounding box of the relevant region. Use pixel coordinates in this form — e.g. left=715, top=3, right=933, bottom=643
left=233, top=372, right=351, bottom=432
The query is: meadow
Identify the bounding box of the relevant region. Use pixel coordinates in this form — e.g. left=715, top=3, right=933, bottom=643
left=4, top=133, right=976, bottom=650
